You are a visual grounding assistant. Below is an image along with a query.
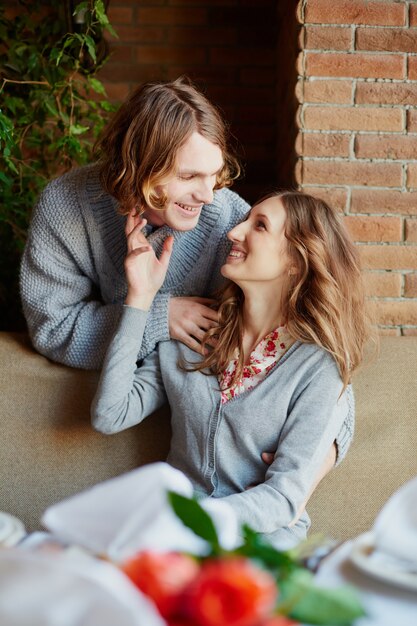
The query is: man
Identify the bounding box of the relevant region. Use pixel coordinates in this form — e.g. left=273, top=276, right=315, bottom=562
left=20, top=76, right=250, bottom=369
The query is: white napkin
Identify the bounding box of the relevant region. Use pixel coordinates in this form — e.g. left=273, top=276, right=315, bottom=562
left=372, top=474, right=417, bottom=566
left=0, top=548, right=165, bottom=626
left=42, top=462, right=240, bottom=562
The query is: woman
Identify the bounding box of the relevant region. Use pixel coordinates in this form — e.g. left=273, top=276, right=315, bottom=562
left=92, top=191, right=369, bottom=548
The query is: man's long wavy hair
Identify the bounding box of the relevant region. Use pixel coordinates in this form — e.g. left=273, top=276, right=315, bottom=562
left=94, top=76, right=241, bottom=215
left=192, top=191, right=372, bottom=390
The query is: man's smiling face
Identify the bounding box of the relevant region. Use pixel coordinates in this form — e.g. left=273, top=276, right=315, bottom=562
left=143, top=132, right=224, bottom=232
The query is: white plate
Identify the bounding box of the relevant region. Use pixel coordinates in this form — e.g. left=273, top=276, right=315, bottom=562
left=349, top=531, right=417, bottom=593
left=0, top=512, right=26, bottom=547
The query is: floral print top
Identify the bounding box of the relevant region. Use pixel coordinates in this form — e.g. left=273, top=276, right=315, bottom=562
left=218, top=326, right=295, bottom=404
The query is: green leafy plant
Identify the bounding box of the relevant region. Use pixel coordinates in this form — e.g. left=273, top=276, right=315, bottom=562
left=0, top=0, right=118, bottom=329
left=167, top=491, right=365, bottom=626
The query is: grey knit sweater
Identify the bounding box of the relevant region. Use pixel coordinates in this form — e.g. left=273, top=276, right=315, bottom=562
left=20, top=164, right=250, bottom=369
left=92, top=307, right=354, bottom=549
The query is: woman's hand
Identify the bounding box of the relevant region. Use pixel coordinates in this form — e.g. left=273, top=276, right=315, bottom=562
left=124, top=210, right=173, bottom=310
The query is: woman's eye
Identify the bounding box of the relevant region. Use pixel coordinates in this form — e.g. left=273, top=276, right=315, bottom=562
left=255, top=221, right=266, bottom=230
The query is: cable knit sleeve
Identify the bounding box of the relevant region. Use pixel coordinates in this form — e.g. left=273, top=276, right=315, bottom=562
left=20, top=170, right=123, bottom=370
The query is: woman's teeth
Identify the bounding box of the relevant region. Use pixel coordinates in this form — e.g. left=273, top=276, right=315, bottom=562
left=229, top=250, right=245, bottom=258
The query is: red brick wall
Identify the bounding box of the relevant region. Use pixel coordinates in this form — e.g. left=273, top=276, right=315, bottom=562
left=99, top=0, right=299, bottom=203
left=296, top=0, right=417, bottom=335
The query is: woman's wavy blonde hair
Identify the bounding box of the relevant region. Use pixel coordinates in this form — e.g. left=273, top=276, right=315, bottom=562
left=94, top=76, right=241, bottom=215
left=193, top=190, right=372, bottom=390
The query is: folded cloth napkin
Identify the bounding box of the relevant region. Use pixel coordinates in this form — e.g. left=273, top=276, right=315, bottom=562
left=372, top=474, right=417, bottom=566
left=0, top=548, right=164, bottom=626
left=42, top=462, right=240, bottom=562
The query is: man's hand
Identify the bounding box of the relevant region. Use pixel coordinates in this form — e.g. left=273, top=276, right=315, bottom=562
left=262, top=443, right=337, bottom=527
left=169, top=296, right=219, bottom=354
left=124, top=210, right=173, bottom=310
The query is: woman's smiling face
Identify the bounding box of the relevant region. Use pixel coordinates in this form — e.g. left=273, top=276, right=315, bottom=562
left=221, top=196, right=291, bottom=287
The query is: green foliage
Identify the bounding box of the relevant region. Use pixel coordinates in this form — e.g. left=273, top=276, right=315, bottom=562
left=168, top=490, right=366, bottom=626
left=0, top=0, right=118, bottom=329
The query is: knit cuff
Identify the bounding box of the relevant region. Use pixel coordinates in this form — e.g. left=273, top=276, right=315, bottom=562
left=137, top=292, right=171, bottom=360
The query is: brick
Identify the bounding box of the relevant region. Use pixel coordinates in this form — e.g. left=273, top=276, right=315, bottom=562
left=305, top=52, right=405, bottom=80
left=405, top=219, right=417, bottom=242
left=301, top=79, right=353, bottom=104
left=110, top=25, right=165, bottom=43
left=402, top=327, right=417, bottom=335
left=410, top=4, right=417, bottom=27
left=407, top=110, right=417, bottom=133
left=166, top=66, right=236, bottom=85
left=303, top=105, right=402, bottom=132
left=167, top=27, right=237, bottom=45
left=404, top=273, right=417, bottom=297
left=300, top=185, right=348, bottom=211
left=106, top=45, right=133, bottom=64
left=356, top=82, right=417, bottom=106
left=302, top=160, right=402, bottom=187
left=367, top=300, right=417, bottom=326
left=377, top=327, right=401, bottom=336
left=362, top=272, right=402, bottom=298
left=351, top=189, right=417, bottom=215
left=407, top=164, right=417, bottom=188
left=359, top=245, right=417, bottom=270
left=303, top=0, right=406, bottom=26
left=99, top=63, right=152, bottom=82
left=408, top=56, right=417, bottom=81
left=304, top=25, right=352, bottom=50
left=135, top=46, right=206, bottom=64
left=356, top=28, right=417, bottom=53
left=355, top=135, right=417, bottom=160
left=101, top=81, right=131, bottom=102
left=107, top=7, right=133, bottom=25
left=298, top=132, right=350, bottom=157
left=137, top=7, right=207, bottom=25
left=343, top=216, right=402, bottom=242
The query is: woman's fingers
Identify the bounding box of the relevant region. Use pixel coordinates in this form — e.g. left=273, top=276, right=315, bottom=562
left=159, top=235, right=174, bottom=270
left=126, top=217, right=148, bottom=252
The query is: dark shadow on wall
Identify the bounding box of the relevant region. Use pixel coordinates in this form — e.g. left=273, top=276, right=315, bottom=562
left=188, top=1, right=300, bottom=205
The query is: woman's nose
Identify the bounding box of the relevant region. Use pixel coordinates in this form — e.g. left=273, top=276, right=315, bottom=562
left=227, top=223, right=245, bottom=241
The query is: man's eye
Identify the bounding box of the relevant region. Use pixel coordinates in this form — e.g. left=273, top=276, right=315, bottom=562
left=178, top=174, right=194, bottom=181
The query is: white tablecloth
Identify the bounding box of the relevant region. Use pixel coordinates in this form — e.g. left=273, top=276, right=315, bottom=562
left=315, top=541, right=417, bottom=626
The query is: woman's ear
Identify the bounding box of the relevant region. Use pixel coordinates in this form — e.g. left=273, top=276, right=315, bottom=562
left=288, top=266, right=297, bottom=277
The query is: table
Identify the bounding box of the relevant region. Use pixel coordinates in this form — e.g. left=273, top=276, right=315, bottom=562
left=315, top=541, right=417, bottom=626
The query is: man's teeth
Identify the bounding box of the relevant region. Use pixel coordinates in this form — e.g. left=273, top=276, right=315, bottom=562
left=178, top=203, right=198, bottom=212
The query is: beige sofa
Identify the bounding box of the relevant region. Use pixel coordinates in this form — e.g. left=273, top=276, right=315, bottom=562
left=1, top=331, right=416, bottom=540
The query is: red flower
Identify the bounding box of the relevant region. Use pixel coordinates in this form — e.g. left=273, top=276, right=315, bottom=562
left=121, top=550, right=199, bottom=619
left=265, top=340, right=276, bottom=353
left=260, top=618, right=299, bottom=626
left=185, top=557, right=277, bottom=626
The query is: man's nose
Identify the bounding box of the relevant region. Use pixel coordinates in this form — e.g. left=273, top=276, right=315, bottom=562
left=195, top=177, right=215, bottom=205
